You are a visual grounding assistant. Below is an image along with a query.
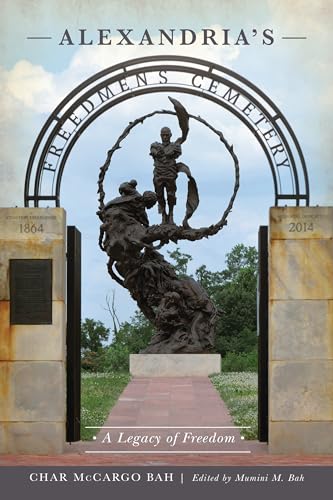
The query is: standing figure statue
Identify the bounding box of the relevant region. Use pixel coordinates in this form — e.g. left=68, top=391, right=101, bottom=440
left=150, top=126, right=181, bottom=225
left=150, top=97, right=200, bottom=227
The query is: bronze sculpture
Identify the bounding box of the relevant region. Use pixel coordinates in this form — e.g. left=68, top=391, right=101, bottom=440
left=150, top=126, right=181, bottom=225
left=97, top=97, right=239, bottom=354
left=150, top=98, right=199, bottom=228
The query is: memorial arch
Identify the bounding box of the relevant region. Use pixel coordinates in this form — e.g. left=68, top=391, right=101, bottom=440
left=24, top=55, right=309, bottom=207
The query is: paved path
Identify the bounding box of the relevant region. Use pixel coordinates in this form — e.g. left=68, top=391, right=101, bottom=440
left=1, top=377, right=333, bottom=465
left=100, top=376, right=243, bottom=426
left=89, top=376, right=249, bottom=453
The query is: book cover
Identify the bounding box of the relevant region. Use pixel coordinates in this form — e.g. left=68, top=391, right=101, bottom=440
left=0, top=0, right=332, bottom=498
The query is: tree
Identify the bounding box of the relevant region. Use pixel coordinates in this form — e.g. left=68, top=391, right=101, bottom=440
left=112, top=311, right=153, bottom=353
left=167, top=247, right=192, bottom=278
left=211, top=244, right=258, bottom=355
left=223, top=244, right=258, bottom=282
left=103, top=312, right=154, bottom=372
left=104, top=291, right=120, bottom=337
left=81, top=318, right=110, bottom=352
left=195, top=264, right=224, bottom=299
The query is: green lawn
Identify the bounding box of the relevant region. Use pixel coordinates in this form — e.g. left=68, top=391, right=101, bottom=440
left=81, top=372, right=130, bottom=440
left=210, top=372, right=258, bottom=440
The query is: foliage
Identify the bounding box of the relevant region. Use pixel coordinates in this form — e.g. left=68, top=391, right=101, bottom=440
left=81, top=371, right=130, bottom=440
left=197, top=244, right=258, bottom=356
left=195, top=265, right=224, bottom=298
left=81, top=318, right=111, bottom=372
left=210, top=372, right=258, bottom=440
left=221, top=349, right=258, bottom=372
left=102, top=312, right=154, bottom=372
left=167, top=247, right=192, bottom=278
left=81, top=318, right=110, bottom=352
left=223, top=244, right=258, bottom=282
left=81, top=350, right=105, bottom=372
left=102, top=344, right=130, bottom=372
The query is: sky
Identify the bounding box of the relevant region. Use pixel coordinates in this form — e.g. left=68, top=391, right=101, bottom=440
left=0, top=0, right=332, bottom=333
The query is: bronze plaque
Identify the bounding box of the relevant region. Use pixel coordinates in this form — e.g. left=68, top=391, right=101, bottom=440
left=10, top=259, right=52, bottom=324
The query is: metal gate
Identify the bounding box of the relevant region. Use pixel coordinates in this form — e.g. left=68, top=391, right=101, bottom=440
left=258, top=226, right=268, bottom=442
left=66, top=226, right=81, bottom=442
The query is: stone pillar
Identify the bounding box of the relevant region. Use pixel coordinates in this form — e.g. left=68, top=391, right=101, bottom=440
left=0, top=208, right=66, bottom=454
left=269, top=206, right=333, bottom=454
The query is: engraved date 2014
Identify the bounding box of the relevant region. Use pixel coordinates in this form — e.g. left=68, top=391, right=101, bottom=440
left=288, top=221, right=313, bottom=232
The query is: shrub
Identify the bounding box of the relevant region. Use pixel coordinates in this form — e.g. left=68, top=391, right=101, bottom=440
left=102, top=344, right=131, bottom=372
left=81, top=349, right=106, bottom=372
left=221, top=349, right=258, bottom=372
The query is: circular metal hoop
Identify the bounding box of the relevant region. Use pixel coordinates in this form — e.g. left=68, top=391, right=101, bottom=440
left=98, top=108, right=239, bottom=235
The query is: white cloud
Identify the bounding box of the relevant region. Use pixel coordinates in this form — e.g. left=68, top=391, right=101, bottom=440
left=69, top=25, right=240, bottom=72
left=4, top=60, right=57, bottom=113
left=0, top=25, right=240, bottom=119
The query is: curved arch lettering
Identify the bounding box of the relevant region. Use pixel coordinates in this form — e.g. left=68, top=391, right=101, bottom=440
left=24, top=55, right=309, bottom=207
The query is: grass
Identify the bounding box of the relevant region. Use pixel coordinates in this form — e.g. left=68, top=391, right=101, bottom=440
left=81, top=371, right=130, bottom=440
left=210, top=372, right=258, bottom=440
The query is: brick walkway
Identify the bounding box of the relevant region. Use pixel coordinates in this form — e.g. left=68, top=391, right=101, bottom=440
left=1, top=377, right=333, bottom=466
left=100, top=376, right=244, bottom=426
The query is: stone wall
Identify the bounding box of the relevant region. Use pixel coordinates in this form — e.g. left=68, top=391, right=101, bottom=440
left=0, top=208, right=66, bottom=454
left=269, top=207, right=333, bottom=454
